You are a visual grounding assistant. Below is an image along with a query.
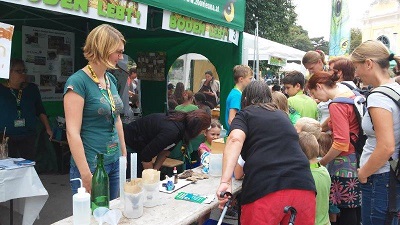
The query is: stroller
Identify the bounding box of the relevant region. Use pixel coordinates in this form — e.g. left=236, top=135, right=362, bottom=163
left=217, top=192, right=297, bottom=225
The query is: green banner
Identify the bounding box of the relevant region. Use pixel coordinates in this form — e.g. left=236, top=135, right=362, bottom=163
left=0, top=0, right=148, bottom=29
left=134, top=0, right=245, bottom=31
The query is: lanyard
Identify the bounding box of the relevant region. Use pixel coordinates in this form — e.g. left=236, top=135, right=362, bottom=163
left=87, top=65, right=116, bottom=114
left=8, top=83, right=23, bottom=118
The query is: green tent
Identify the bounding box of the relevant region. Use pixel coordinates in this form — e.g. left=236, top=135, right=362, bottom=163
left=0, top=1, right=244, bottom=171
left=0, top=1, right=244, bottom=126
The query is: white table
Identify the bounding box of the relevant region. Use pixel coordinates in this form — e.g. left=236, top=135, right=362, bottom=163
left=53, top=168, right=242, bottom=225
left=0, top=159, right=49, bottom=225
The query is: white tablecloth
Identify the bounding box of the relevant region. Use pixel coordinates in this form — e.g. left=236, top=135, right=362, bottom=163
left=0, top=159, right=49, bottom=225
left=53, top=167, right=242, bottom=225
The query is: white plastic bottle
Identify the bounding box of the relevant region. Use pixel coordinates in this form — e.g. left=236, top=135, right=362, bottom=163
left=220, top=125, right=227, bottom=138
left=71, top=178, right=91, bottom=225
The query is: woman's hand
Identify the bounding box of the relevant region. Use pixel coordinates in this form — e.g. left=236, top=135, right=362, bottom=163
left=46, top=127, right=53, bottom=140
left=357, top=168, right=368, bottom=184
left=142, top=161, right=153, bottom=169
left=204, top=91, right=214, bottom=96
left=216, top=182, right=232, bottom=209
left=81, top=172, right=93, bottom=193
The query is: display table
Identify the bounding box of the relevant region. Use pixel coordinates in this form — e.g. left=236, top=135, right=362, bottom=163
left=0, top=159, right=49, bottom=225
left=53, top=168, right=242, bottom=225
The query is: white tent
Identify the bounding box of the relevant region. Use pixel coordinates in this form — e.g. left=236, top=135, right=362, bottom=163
left=242, top=32, right=306, bottom=62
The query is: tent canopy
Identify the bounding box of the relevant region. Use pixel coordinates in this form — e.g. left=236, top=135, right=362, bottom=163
left=0, top=2, right=242, bottom=127
left=243, top=32, right=306, bottom=61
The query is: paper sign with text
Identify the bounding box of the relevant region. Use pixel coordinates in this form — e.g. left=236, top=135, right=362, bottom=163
left=0, top=22, right=14, bottom=79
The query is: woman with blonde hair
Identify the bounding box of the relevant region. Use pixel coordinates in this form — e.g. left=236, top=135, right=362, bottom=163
left=64, top=24, right=127, bottom=199
left=351, top=40, right=400, bottom=225
left=302, top=50, right=327, bottom=75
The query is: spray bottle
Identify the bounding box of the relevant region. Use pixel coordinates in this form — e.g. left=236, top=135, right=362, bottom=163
left=173, top=166, right=178, bottom=184
left=71, top=178, right=91, bottom=225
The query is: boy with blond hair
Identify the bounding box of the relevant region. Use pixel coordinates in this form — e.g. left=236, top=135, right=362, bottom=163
left=298, top=131, right=331, bottom=225
left=225, top=65, right=253, bottom=131
left=295, top=117, right=322, bottom=139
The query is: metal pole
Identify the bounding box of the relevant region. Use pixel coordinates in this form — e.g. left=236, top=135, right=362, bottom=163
left=255, top=19, right=259, bottom=80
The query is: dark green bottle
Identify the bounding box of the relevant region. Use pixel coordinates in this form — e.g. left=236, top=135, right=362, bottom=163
left=91, top=153, right=109, bottom=211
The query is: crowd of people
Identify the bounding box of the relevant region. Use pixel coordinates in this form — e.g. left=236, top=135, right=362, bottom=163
left=2, top=22, right=400, bottom=225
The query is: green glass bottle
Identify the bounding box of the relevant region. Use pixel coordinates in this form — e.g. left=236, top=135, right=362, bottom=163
left=91, top=153, right=109, bottom=211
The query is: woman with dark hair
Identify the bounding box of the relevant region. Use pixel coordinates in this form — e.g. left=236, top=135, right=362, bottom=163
left=307, top=71, right=362, bottom=225
left=173, top=82, right=185, bottom=105
left=199, top=70, right=220, bottom=108
left=217, top=80, right=316, bottom=225
left=123, top=109, right=211, bottom=176
left=0, top=58, right=53, bottom=160
left=193, top=92, right=213, bottom=115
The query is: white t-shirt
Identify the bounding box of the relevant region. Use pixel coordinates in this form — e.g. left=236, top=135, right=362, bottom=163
left=360, top=82, right=400, bottom=174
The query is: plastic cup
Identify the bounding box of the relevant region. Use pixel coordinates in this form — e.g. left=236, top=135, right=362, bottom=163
left=124, top=189, right=144, bottom=218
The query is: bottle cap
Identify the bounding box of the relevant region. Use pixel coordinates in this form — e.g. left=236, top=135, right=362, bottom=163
left=71, top=178, right=86, bottom=194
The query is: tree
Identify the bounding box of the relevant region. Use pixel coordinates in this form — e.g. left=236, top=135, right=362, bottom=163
left=286, top=25, right=314, bottom=51
left=349, top=28, right=362, bottom=53
left=310, top=37, right=329, bottom=54
left=245, top=0, right=297, bottom=45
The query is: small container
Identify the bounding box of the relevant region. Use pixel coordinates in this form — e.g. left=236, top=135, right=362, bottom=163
left=173, top=167, right=178, bottom=184
left=220, top=125, right=227, bottom=138
left=209, top=153, right=223, bottom=176
left=71, top=178, right=91, bottom=225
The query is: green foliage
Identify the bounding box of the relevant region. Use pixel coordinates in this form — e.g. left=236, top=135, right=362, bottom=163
left=286, top=25, right=314, bottom=51
left=244, top=1, right=334, bottom=54
left=310, top=37, right=329, bottom=54
left=349, top=28, right=362, bottom=54
left=244, top=0, right=297, bottom=44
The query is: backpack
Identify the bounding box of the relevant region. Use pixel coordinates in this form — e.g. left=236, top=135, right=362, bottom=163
left=340, top=82, right=371, bottom=98
left=330, top=94, right=367, bottom=163
left=368, top=86, right=400, bottom=181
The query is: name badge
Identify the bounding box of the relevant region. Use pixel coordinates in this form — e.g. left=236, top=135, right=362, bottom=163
left=106, top=141, right=119, bottom=154
left=14, top=118, right=25, bottom=127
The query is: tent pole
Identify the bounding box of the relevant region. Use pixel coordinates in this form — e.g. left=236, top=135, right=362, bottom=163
left=255, top=19, right=259, bottom=80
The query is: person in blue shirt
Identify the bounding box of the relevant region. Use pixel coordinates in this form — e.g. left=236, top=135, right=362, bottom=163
left=0, top=59, right=53, bottom=160
left=225, top=65, right=253, bottom=131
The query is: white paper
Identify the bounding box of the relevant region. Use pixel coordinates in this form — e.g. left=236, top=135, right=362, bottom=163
left=130, top=153, right=137, bottom=179
left=0, top=22, right=14, bottom=79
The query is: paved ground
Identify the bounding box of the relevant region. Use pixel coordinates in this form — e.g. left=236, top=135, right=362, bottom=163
left=0, top=173, right=237, bottom=225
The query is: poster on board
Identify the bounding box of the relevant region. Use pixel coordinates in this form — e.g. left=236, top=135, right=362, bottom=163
left=22, top=26, right=75, bottom=101
left=137, top=52, right=166, bottom=81
left=0, top=22, right=14, bottom=79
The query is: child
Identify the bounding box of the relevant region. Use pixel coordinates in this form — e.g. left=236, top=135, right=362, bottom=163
left=282, top=71, right=318, bottom=119
left=271, top=91, right=301, bottom=125
left=318, top=132, right=333, bottom=157
left=198, top=119, right=221, bottom=173
left=225, top=65, right=253, bottom=131
left=175, top=90, right=198, bottom=112
left=294, top=117, right=322, bottom=139
left=298, top=132, right=331, bottom=225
